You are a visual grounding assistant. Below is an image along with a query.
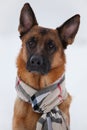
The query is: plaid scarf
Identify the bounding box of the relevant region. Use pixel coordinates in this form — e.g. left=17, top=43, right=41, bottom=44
left=15, top=74, right=69, bottom=130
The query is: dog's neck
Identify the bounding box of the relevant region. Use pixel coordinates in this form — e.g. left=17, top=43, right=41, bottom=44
left=16, top=73, right=66, bottom=103
left=16, top=73, right=68, bottom=130
left=17, top=50, right=65, bottom=90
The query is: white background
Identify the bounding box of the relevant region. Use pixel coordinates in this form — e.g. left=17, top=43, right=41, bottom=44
left=0, top=0, right=87, bottom=130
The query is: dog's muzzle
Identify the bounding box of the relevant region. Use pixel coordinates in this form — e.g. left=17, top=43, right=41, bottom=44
left=26, top=55, right=50, bottom=75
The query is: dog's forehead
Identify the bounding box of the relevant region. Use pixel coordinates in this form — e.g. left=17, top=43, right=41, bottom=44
left=39, top=27, right=50, bottom=35
left=23, top=25, right=59, bottom=43
left=31, top=26, right=56, bottom=35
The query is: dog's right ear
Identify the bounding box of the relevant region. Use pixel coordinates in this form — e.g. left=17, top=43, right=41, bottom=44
left=18, top=3, right=38, bottom=38
left=57, top=15, right=80, bottom=49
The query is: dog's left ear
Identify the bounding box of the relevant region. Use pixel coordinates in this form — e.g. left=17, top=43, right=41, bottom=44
left=18, top=3, right=38, bottom=37
left=57, top=14, right=80, bottom=49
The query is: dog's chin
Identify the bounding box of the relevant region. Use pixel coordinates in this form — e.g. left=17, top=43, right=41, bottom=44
left=29, top=70, right=45, bottom=75
left=26, top=67, right=50, bottom=75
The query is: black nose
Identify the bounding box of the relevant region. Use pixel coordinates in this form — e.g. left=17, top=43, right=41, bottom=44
left=26, top=55, right=50, bottom=74
left=30, top=55, right=43, bottom=67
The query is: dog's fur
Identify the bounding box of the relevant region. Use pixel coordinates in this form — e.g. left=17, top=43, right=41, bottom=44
left=12, top=3, right=80, bottom=130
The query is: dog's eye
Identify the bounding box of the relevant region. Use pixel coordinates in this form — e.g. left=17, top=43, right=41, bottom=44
left=27, top=37, right=37, bottom=49
left=48, top=40, right=55, bottom=49
left=47, top=40, right=56, bottom=53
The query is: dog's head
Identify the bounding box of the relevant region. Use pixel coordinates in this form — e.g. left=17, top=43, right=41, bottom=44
left=18, top=3, right=80, bottom=75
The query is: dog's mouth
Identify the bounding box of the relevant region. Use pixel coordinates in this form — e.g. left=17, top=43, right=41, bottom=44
left=26, top=55, right=50, bottom=75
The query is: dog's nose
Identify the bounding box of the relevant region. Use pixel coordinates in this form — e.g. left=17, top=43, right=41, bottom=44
left=30, top=55, right=43, bottom=67
left=26, top=54, right=50, bottom=74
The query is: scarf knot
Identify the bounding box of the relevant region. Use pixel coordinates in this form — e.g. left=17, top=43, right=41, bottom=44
left=15, top=74, right=69, bottom=130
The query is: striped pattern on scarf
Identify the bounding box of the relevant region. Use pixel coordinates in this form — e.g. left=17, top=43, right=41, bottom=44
left=15, top=74, right=69, bottom=130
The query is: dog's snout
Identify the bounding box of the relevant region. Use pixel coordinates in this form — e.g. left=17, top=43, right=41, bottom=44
left=30, top=55, right=43, bottom=67
left=26, top=55, right=50, bottom=74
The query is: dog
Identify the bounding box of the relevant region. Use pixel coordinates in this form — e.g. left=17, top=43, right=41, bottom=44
left=12, top=3, right=80, bottom=130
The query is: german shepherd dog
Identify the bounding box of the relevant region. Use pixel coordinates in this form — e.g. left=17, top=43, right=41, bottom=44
left=13, top=3, right=80, bottom=130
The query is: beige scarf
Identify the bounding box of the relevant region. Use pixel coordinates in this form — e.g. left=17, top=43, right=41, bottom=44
left=16, top=74, right=69, bottom=130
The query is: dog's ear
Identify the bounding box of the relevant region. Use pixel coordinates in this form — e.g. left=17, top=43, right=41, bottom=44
left=18, top=3, right=38, bottom=37
left=57, top=15, right=80, bottom=49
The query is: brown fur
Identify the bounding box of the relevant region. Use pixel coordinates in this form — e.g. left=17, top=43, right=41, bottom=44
left=12, top=3, right=80, bottom=130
